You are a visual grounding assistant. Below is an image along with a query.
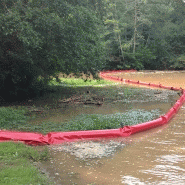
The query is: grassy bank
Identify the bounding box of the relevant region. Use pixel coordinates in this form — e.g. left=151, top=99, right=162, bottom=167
left=49, top=77, right=115, bottom=86
left=25, top=76, right=117, bottom=104
left=0, top=142, right=53, bottom=185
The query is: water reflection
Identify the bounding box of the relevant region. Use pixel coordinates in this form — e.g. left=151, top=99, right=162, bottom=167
left=141, top=164, right=185, bottom=184
left=155, top=155, right=185, bottom=164
left=121, top=176, right=145, bottom=185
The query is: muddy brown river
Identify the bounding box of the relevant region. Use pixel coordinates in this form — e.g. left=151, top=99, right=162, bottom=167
left=38, top=71, right=185, bottom=185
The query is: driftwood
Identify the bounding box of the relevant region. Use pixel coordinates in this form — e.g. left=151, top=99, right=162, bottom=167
left=30, top=109, right=43, bottom=112
left=59, top=95, right=104, bottom=105
left=84, top=100, right=103, bottom=105
left=58, top=96, right=82, bottom=103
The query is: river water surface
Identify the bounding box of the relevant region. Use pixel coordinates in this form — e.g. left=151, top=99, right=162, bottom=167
left=39, top=71, right=185, bottom=185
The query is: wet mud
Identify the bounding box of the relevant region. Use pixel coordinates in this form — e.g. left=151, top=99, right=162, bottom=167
left=37, top=71, right=185, bottom=185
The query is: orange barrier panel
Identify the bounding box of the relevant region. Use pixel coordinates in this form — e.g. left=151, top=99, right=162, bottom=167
left=0, top=70, right=184, bottom=145
left=99, top=70, right=185, bottom=135
left=130, top=117, right=165, bottom=135
left=46, top=128, right=132, bottom=145
left=0, top=130, right=48, bottom=145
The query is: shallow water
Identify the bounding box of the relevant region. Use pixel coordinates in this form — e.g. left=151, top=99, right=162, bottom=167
left=27, top=84, right=177, bottom=125
left=39, top=71, right=185, bottom=185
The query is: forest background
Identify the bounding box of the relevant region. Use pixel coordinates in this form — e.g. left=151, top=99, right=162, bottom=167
left=0, top=0, right=185, bottom=101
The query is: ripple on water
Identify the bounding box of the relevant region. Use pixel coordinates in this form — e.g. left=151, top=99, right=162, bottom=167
left=121, top=155, right=185, bottom=184
left=121, top=176, right=145, bottom=185
left=155, top=154, right=185, bottom=165
left=174, top=132, right=185, bottom=135
left=150, top=140, right=177, bottom=145
left=141, top=165, right=185, bottom=184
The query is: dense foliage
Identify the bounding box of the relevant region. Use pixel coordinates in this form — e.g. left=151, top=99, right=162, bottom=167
left=102, top=0, right=185, bottom=70
left=0, top=0, right=185, bottom=101
left=0, top=0, right=106, bottom=100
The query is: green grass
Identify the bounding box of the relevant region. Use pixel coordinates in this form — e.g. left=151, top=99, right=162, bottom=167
left=0, top=142, right=53, bottom=185
left=0, top=106, right=35, bottom=131
left=31, top=78, right=123, bottom=106
left=49, top=77, right=115, bottom=86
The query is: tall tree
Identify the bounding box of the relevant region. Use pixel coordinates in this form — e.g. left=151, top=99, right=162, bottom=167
left=0, top=0, right=106, bottom=100
left=102, top=0, right=185, bottom=70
